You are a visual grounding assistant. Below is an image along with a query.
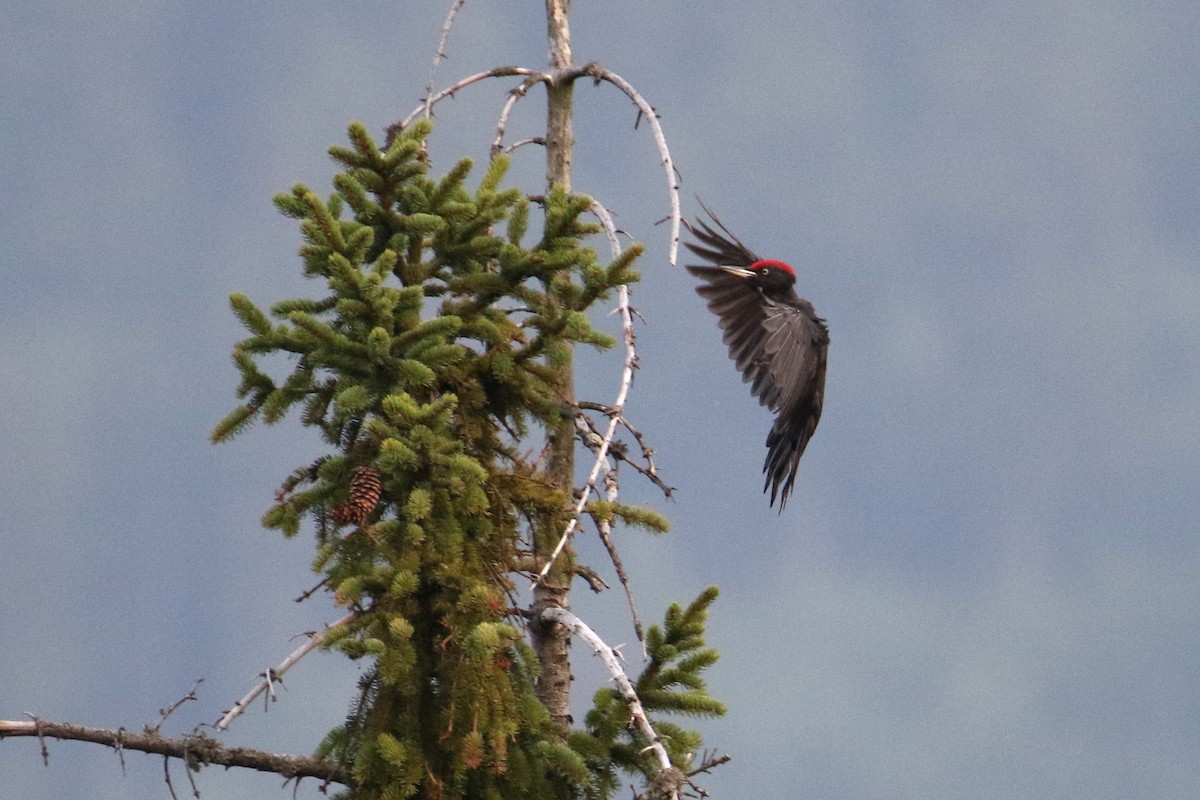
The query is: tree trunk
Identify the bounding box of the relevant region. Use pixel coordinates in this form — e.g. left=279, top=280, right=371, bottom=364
left=531, top=0, right=577, bottom=732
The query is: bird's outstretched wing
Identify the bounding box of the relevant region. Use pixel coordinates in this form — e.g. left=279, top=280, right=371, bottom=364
left=684, top=206, right=769, bottom=396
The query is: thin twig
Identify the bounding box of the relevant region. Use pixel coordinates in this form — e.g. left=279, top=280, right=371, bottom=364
left=681, top=752, right=731, bottom=799
left=215, top=612, right=357, bottom=731
left=183, top=737, right=201, bottom=798
left=164, top=756, right=178, bottom=800
left=423, top=0, right=469, bottom=119
left=687, top=752, right=731, bottom=778
left=26, top=713, right=48, bottom=765
left=540, top=199, right=647, bottom=648
left=293, top=577, right=328, bottom=603
left=602, top=272, right=647, bottom=651
left=151, top=678, right=204, bottom=734
left=539, top=608, right=675, bottom=794
left=115, top=727, right=127, bottom=774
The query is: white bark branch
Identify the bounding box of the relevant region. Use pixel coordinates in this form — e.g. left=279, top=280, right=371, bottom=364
left=404, top=67, right=549, bottom=129
left=570, top=62, right=681, bottom=265
left=423, top=0, right=469, bottom=119
left=539, top=607, right=674, bottom=791
left=215, top=612, right=357, bottom=731
left=492, top=75, right=550, bottom=156
left=533, top=200, right=639, bottom=588
left=408, top=59, right=679, bottom=265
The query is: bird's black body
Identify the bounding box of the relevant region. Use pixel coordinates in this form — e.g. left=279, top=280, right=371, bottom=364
left=685, top=209, right=829, bottom=511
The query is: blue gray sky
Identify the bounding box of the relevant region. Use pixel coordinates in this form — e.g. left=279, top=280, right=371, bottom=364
left=2, top=2, right=1198, bottom=799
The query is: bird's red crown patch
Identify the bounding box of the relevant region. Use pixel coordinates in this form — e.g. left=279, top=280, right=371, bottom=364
left=750, top=259, right=795, bottom=276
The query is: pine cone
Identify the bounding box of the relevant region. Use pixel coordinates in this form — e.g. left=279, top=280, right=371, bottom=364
left=331, top=466, right=382, bottom=526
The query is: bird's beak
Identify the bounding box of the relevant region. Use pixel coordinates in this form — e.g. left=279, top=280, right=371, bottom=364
left=718, top=266, right=755, bottom=278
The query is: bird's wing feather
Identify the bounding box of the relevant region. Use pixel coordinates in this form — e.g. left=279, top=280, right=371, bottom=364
left=684, top=214, right=761, bottom=267
left=686, top=266, right=776, bottom=404
left=761, top=299, right=827, bottom=416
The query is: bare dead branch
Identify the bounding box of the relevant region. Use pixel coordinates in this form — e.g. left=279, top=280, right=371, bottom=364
left=687, top=751, right=731, bottom=779
left=539, top=608, right=675, bottom=799
left=403, top=67, right=549, bottom=129
left=0, top=719, right=350, bottom=785
left=511, top=553, right=607, bottom=592
left=215, top=612, right=357, bottom=732
left=535, top=198, right=650, bottom=651
left=574, top=563, right=610, bottom=593
left=589, top=197, right=624, bottom=255
left=492, top=75, right=550, bottom=156
left=691, top=753, right=724, bottom=777
left=554, top=62, right=681, bottom=264
left=576, top=407, right=674, bottom=498
left=677, top=752, right=732, bottom=799
left=424, top=0, right=469, bottom=119
left=613, top=412, right=672, bottom=498
left=565, top=199, right=647, bottom=643
left=592, top=465, right=646, bottom=651
left=534, top=201, right=641, bottom=588
left=506, top=136, right=546, bottom=154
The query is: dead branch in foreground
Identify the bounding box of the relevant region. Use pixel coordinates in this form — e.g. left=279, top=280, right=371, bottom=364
left=0, top=718, right=350, bottom=787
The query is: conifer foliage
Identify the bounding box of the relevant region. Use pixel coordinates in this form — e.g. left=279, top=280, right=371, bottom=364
left=213, top=119, right=723, bottom=799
